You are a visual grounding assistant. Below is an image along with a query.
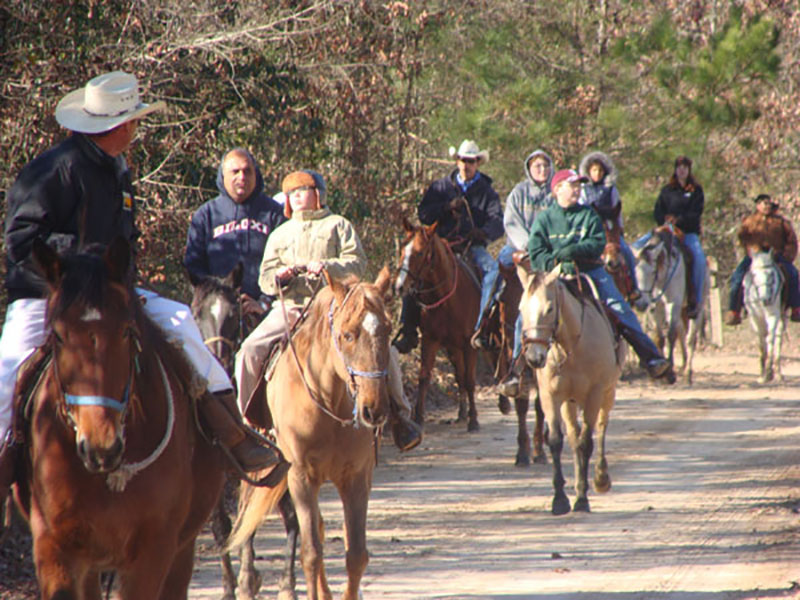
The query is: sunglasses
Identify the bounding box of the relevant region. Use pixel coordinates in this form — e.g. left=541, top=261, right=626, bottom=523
left=459, top=157, right=477, bottom=164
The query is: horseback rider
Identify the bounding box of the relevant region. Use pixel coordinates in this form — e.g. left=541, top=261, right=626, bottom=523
left=235, top=170, right=422, bottom=451
left=0, top=72, right=279, bottom=504
left=393, top=139, right=503, bottom=353
left=527, top=169, right=673, bottom=382
left=725, top=193, right=800, bottom=325
left=496, top=149, right=554, bottom=396
left=578, top=151, right=644, bottom=307
left=184, top=147, right=286, bottom=321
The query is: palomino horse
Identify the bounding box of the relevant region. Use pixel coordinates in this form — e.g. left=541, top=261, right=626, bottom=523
left=394, top=219, right=481, bottom=431
left=743, top=250, right=786, bottom=383
left=517, top=265, right=620, bottom=515
left=190, top=266, right=298, bottom=600
left=229, top=268, right=392, bottom=600
left=634, top=226, right=704, bottom=384
left=14, top=238, right=224, bottom=598
left=489, top=259, right=545, bottom=466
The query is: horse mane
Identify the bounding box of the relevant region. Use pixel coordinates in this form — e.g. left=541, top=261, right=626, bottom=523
left=46, top=250, right=123, bottom=325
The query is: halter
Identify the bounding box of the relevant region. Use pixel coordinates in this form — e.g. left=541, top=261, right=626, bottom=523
left=748, top=254, right=784, bottom=305
left=523, top=278, right=562, bottom=351
left=641, top=238, right=680, bottom=305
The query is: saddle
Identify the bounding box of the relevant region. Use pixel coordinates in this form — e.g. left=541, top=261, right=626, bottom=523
left=560, top=274, right=625, bottom=362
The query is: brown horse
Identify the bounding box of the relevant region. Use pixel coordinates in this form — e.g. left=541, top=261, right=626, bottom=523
left=517, top=265, right=621, bottom=515
left=394, top=219, right=480, bottom=431
left=601, top=217, right=635, bottom=302
left=229, top=268, right=392, bottom=600
left=487, top=259, right=545, bottom=466
left=13, top=238, right=225, bottom=599
left=191, top=267, right=298, bottom=600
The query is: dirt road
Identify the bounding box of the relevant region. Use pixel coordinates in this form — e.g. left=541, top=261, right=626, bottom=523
left=188, top=340, right=800, bottom=600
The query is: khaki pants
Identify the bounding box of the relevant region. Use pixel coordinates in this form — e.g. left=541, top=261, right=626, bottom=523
left=234, top=301, right=412, bottom=420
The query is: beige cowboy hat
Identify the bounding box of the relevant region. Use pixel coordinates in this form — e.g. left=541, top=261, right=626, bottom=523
left=55, top=71, right=166, bottom=134
left=448, top=139, right=489, bottom=164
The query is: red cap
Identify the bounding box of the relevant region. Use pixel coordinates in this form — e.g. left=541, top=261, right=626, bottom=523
left=551, top=169, right=588, bottom=190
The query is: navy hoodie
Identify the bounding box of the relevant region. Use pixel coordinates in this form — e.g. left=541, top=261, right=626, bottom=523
left=184, top=150, right=285, bottom=299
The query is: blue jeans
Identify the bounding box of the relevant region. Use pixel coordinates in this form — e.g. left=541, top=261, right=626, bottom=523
left=472, top=245, right=499, bottom=331
left=633, top=231, right=705, bottom=302
left=499, top=245, right=523, bottom=360
left=586, top=266, right=662, bottom=364
left=728, top=255, right=800, bottom=311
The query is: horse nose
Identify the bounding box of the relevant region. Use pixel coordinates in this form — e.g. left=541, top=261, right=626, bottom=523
left=77, top=435, right=125, bottom=473
left=524, top=344, right=546, bottom=369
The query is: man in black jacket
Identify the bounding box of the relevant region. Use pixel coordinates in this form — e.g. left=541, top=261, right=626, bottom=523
left=0, top=72, right=279, bottom=502
left=393, top=140, right=503, bottom=352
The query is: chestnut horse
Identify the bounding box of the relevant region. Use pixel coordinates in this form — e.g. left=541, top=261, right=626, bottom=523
left=229, top=268, right=392, bottom=600
left=517, top=265, right=621, bottom=515
left=191, top=266, right=298, bottom=600
left=394, top=219, right=481, bottom=431
left=13, top=238, right=225, bottom=599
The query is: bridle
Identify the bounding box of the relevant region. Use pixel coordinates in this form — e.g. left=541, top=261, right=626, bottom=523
left=640, top=239, right=680, bottom=305
left=399, top=233, right=459, bottom=310
left=201, top=292, right=245, bottom=372
left=522, top=279, right=562, bottom=351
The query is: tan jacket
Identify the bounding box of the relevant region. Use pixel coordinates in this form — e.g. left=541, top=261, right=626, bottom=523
left=738, top=211, right=798, bottom=262
left=258, top=207, right=366, bottom=307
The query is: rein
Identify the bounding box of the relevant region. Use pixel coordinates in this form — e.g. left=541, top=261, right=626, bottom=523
left=405, top=235, right=460, bottom=310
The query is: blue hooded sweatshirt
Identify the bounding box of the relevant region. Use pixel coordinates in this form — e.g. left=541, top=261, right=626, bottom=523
left=184, top=149, right=286, bottom=299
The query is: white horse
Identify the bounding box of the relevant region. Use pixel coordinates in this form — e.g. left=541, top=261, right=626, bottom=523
left=634, top=227, right=704, bottom=384
left=743, top=250, right=785, bottom=383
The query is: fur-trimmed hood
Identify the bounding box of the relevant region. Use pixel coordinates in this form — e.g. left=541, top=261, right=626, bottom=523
left=579, top=151, right=617, bottom=187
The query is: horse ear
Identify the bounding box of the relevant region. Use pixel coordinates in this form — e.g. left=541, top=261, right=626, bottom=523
left=423, top=222, right=438, bottom=237
left=104, top=236, right=131, bottom=284
left=31, top=238, right=63, bottom=287
left=225, top=262, right=244, bottom=290
left=374, top=265, right=392, bottom=296
left=323, top=268, right=347, bottom=304
left=402, top=216, right=415, bottom=234
left=516, top=263, right=531, bottom=290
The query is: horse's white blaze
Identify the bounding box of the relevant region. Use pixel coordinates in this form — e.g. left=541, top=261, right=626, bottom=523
left=362, top=311, right=380, bottom=337
left=394, top=242, right=413, bottom=290
left=209, top=297, right=224, bottom=326
left=80, top=308, right=102, bottom=322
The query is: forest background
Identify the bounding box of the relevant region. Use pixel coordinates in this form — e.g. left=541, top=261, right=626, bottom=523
left=2, top=0, right=799, bottom=311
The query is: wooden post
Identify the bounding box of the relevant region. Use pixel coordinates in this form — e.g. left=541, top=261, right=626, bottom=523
left=707, top=256, right=723, bottom=347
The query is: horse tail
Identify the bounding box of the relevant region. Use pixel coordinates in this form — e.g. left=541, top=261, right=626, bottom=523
left=226, top=474, right=289, bottom=551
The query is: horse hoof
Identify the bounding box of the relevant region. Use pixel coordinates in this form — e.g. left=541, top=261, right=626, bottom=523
left=533, top=453, right=548, bottom=465
left=594, top=473, right=611, bottom=493
left=573, top=497, right=591, bottom=512
left=498, top=395, right=512, bottom=415
left=552, top=497, right=571, bottom=516
left=515, top=453, right=531, bottom=467
left=467, top=420, right=480, bottom=433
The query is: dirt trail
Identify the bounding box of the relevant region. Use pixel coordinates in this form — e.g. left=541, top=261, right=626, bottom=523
left=188, top=339, right=800, bottom=600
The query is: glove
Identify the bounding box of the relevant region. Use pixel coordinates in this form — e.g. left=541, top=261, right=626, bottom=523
left=468, top=229, right=488, bottom=244
left=554, top=245, right=577, bottom=262
left=449, top=196, right=465, bottom=211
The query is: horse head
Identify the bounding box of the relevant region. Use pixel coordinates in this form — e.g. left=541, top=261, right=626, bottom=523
left=517, top=265, right=562, bottom=368
left=324, top=267, right=393, bottom=429
left=394, top=218, right=438, bottom=296
left=190, top=263, right=244, bottom=375
left=633, top=233, right=670, bottom=306
left=33, top=237, right=137, bottom=474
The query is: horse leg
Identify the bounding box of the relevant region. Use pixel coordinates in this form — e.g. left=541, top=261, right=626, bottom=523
left=290, top=476, right=329, bottom=600
left=33, top=528, right=83, bottom=599
left=337, top=472, right=371, bottom=600
left=464, top=348, right=479, bottom=432
left=513, top=392, right=531, bottom=466
left=276, top=490, right=299, bottom=600
left=156, top=539, right=198, bottom=600
left=447, top=348, right=468, bottom=424
left=753, top=316, right=769, bottom=383
left=593, top=400, right=612, bottom=494
left=416, top=339, right=440, bottom=427
left=236, top=534, right=261, bottom=600
left=541, top=392, right=569, bottom=516
left=685, top=315, right=701, bottom=385
left=562, top=402, right=592, bottom=513
left=532, top=389, right=547, bottom=464
left=210, top=478, right=237, bottom=600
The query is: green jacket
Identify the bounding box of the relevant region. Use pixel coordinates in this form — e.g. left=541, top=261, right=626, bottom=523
left=527, top=202, right=605, bottom=274
left=258, top=207, right=366, bottom=307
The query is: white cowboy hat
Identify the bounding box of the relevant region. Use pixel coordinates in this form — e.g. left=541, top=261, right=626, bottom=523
left=448, top=139, right=489, bottom=164
left=55, top=71, right=166, bottom=134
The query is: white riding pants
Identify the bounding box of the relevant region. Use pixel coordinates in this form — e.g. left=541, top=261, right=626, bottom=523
left=0, top=289, right=231, bottom=438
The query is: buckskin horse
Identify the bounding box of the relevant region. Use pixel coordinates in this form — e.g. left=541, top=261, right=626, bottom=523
left=228, top=268, right=392, bottom=600
left=12, top=238, right=225, bottom=599
left=394, top=218, right=481, bottom=431
left=517, top=265, right=621, bottom=515
left=190, top=265, right=298, bottom=600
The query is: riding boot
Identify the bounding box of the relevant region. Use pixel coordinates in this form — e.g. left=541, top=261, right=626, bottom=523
left=199, top=390, right=281, bottom=472
left=0, top=432, right=18, bottom=512
left=619, top=325, right=671, bottom=380
left=391, top=413, right=423, bottom=452
left=392, top=295, right=420, bottom=354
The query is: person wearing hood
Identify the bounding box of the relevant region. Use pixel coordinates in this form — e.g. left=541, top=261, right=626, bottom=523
left=235, top=170, right=422, bottom=451
left=393, top=140, right=503, bottom=353
left=184, top=148, right=286, bottom=319
left=528, top=169, right=673, bottom=383
left=0, top=73, right=279, bottom=503
left=496, top=149, right=554, bottom=395
left=578, top=151, right=643, bottom=306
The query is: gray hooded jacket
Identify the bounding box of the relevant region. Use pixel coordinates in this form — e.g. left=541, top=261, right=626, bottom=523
left=503, top=149, right=554, bottom=250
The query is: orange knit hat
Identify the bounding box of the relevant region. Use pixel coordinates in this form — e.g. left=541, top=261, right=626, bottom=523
left=282, top=171, right=319, bottom=218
